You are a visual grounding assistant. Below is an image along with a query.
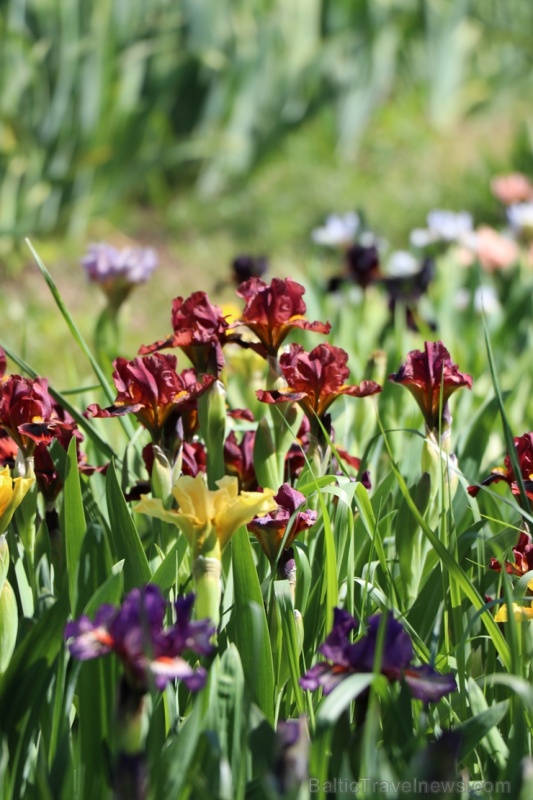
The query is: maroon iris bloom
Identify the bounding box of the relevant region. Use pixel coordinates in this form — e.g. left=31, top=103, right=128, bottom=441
left=0, top=370, right=75, bottom=456
left=65, top=585, right=214, bottom=692
left=389, top=341, right=472, bottom=434
left=300, top=609, right=456, bottom=703
left=87, top=354, right=214, bottom=444
left=236, top=278, right=331, bottom=357
left=139, top=292, right=241, bottom=375
left=224, top=430, right=257, bottom=491
left=489, top=530, right=533, bottom=579
left=247, top=483, right=317, bottom=563
left=468, top=433, right=533, bottom=502
left=257, top=343, right=381, bottom=422
left=284, top=416, right=311, bottom=481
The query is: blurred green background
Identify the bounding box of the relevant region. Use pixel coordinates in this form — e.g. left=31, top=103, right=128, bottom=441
left=1, top=0, right=532, bottom=378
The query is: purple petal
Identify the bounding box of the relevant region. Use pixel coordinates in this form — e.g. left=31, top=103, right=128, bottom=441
left=318, top=607, right=358, bottom=665
left=300, top=662, right=349, bottom=695
left=403, top=665, right=457, bottom=702
left=150, top=656, right=207, bottom=691
left=344, top=614, right=413, bottom=673
left=65, top=617, right=114, bottom=660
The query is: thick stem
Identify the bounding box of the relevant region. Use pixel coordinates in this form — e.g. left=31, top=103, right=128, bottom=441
left=192, top=554, right=222, bottom=628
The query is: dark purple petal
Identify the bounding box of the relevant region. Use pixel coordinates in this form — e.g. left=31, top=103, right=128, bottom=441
left=347, top=614, right=413, bottom=673
left=403, top=665, right=457, bottom=702
left=318, top=607, right=358, bottom=665
left=300, top=662, right=350, bottom=695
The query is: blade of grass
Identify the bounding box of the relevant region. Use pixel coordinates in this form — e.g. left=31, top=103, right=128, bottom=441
left=378, top=419, right=511, bottom=672
left=25, top=239, right=136, bottom=441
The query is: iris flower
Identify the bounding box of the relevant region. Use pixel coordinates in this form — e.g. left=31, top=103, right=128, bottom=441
left=235, top=278, right=331, bottom=358
left=301, top=609, right=456, bottom=703
left=136, top=474, right=276, bottom=556
left=136, top=475, right=277, bottom=625
left=0, top=370, right=75, bottom=456
left=81, top=243, right=157, bottom=308
left=139, top=292, right=243, bottom=375
left=257, top=343, right=381, bottom=423
left=65, top=585, right=214, bottom=692
left=389, top=341, right=472, bottom=436
left=468, top=433, right=533, bottom=502
left=87, top=353, right=214, bottom=444
left=247, top=483, right=317, bottom=564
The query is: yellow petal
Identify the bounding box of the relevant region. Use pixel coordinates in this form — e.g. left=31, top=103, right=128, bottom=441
left=134, top=496, right=198, bottom=546
left=173, top=474, right=214, bottom=523
left=0, top=466, right=34, bottom=534
left=215, top=487, right=277, bottom=550
left=494, top=603, right=533, bottom=622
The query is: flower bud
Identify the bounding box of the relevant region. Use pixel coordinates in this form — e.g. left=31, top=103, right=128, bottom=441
left=150, top=446, right=174, bottom=508
left=0, top=579, right=18, bottom=673
left=198, top=380, right=227, bottom=488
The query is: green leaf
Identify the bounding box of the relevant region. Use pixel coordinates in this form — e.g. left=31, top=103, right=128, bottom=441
left=315, top=674, right=379, bottom=731
left=231, top=526, right=275, bottom=725
left=273, top=581, right=305, bottom=715
left=62, top=437, right=87, bottom=615
left=105, top=461, right=151, bottom=590
left=151, top=538, right=187, bottom=593
left=459, top=679, right=508, bottom=768
left=0, top=593, right=69, bottom=795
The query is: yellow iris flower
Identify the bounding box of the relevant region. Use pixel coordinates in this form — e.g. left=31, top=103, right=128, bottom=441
left=136, top=474, right=277, bottom=555
left=0, top=466, right=34, bottom=535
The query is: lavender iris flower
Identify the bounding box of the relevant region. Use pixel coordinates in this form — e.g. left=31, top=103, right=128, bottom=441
left=82, top=243, right=157, bottom=285
left=300, top=609, right=456, bottom=703
left=65, top=585, right=215, bottom=692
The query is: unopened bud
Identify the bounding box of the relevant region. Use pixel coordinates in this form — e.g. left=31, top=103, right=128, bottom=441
left=150, top=446, right=173, bottom=508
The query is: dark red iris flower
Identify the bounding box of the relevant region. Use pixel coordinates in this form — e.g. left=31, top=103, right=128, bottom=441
left=284, top=416, right=311, bottom=481
left=0, top=429, right=17, bottom=466
left=247, top=483, right=317, bottom=563
left=235, top=278, right=331, bottom=357
left=65, top=586, right=214, bottom=692
left=139, top=292, right=243, bottom=375
left=468, top=433, right=533, bottom=501
left=257, top=343, right=381, bottom=421
left=0, top=370, right=76, bottom=456
left=488, top=530, right=533, bottom=579
left=389, top=341, right=472, bottom=434
left=32, top=402, right=100, bottom=503
left=87, top=354, right=214, bottom=444
left=300, top=609, right=456, bottom=703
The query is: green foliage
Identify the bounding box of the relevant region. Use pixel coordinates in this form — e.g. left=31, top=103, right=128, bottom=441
left=1, top=0, right=532, bottom=245
left=3, top=231, right=533, bottom=799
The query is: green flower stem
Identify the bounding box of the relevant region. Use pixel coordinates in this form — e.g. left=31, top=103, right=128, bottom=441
left=94, top=303, right=121, bottom=371
left=192, top=551, right=222, bottom=628
left=114, top=678, right=149, bottom=800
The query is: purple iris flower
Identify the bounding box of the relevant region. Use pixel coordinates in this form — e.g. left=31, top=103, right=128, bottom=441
left=65, top=585, right=215, bottom=692
left=82, top=243, right=157, bottom=285
left=300, top=609, right=456, bottom=703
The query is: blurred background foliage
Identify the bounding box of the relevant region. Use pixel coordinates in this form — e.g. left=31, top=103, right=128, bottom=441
left=1, top=0, right=532, bottom=379
left=1, top=0, right=532, bottom=249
